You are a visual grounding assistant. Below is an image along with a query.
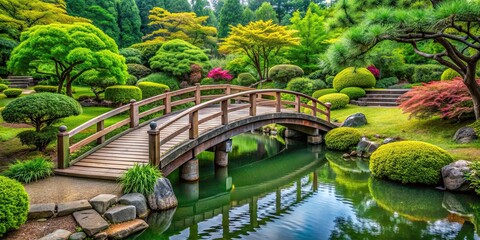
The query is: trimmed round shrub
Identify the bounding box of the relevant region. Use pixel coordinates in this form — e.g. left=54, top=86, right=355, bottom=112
left=126, top=74, right=138, bottom=86
left=312, top=88, right=338, bottom=99
left=0, top=176, right=29, bottom=237
left=340, top=87, right=366, bottom=100
left=0, top=84, right=7, bottom=92
left=17, top=127, right=57, bottom=151
left=370, top=141, right=453, bottom=185
left=105, top=85, right=142, bottom=104
left=312, top=80, right=327, bottom=90
left=127, top=63, right=152, bottom=79
left=237, top=73, right=256, bottom=87
left=286, top=77, right=314, bottom=96
left=137, top=73, right=180, bottom=91
left=3, top=88, right=22, bottom=98
left=137, top=82, right=170, bottom=99
left=441, top=68, right=461, bottom=80
left=269, top=64, right=304, bottom=88
left=325, top=127, right=362, bottom=151
left=318, top=93, right=350, bottom=110
left=119, top=164, right=162, bottom=195
left=33, top=85, right=57, bottom=93
left=3, top=157, right=53, bottom=183
left=333, top=67, right=376, bottom=91
left=375, top=77, right=399, bottom=88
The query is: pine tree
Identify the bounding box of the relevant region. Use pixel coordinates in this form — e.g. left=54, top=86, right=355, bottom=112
left=218, top=0, right=243, bottom=37
left=241, top=7, right=255, bottom=25
left=254, top=2, right=278, bottom=23
left=117, top=0, right=143, bottom=47
left=135, top=0, right=165, bottom=34
left=193, top=0, right=209, bottom=16
left=165, top=0, right=191, bottom=13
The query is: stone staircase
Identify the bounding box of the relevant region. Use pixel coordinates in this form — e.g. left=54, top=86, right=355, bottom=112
left=351, top=89, right=410, bottom=107
left=4, top=76, right=34, bottom=88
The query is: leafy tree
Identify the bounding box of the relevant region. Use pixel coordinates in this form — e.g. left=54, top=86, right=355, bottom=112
left=212, top=0, right=225, bottom=17
left=255, top=2, right=278, bottom=23
left=218, top=0, right=243, bottom=37
left=116, top=0, right=142, bottom=47
left=135, top=0, right=165, bottom=34
left=219, top=20, right=299, bottom=81
left=193, top=0, right=209, bottom=16
left=327, top=0, right=480, bottom=120
left=144, top=7, right=217, bottom=49
left=165, top=0, right=191, bottom=13
left=241, top=7, right=255, bottom=25
left=8, top=23, right=128, bottom=97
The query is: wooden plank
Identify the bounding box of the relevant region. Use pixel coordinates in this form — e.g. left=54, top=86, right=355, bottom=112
left=67, top=166, right=127, bottom=174
left=55, top=169, right=121, bottom=180
left=74, top=162, right=135, bottom=170
left=89, top=152, right=149, bottom=159
left=80, top=159, right=146, bottom=165
left=198, top=112, right=222, bottom=125
left=138, top=105, right=166, bottom=118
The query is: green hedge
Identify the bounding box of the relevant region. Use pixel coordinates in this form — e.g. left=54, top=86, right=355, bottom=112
left=370, top=141, right=453, bottom=185
left=17, top=128, right=57, bottom=152
left=333, top=67, right=376, bottom=91
left=3, top=88, right=22, bottom=98
left=269, top=64, right=304, bottom=88
left=0, top=176, right=29, bottom=237
left=312, top=80, right=327, bottom=90
left=412, top=64, right=445, bottom=83
left=312, top=88, right=338, bottom=99
left=127, top=63, right=152, bottom=79
left=138, top=82, right=170, bottom=99
left=339, top=87, right=366, bottom=100
left=318, top=93, right=350, bottom=110
left=0, top=84, right=7, bottom=92
left=105, top=85, right=142, bottom=104
left=440, top=68, right=462, bottom=80
left=286, top=77, right=314, bottom=96
left=375, top=77, right=399, bottom=88
left=237, top=73, right=256, bottom=87
left=138, top=73, right=180, bottom=91
left=34, top=85, right=57, bottom=93
left=325, top=127, right=362, bottom=151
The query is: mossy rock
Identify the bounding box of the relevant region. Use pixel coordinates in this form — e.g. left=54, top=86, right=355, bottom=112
left=333, top=67, right=376, bottom=91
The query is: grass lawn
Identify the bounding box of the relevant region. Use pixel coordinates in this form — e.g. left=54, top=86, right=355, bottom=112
left=330, top=105, right=480, bottom=161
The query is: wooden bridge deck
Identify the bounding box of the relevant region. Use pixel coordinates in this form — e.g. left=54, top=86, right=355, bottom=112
left=55, top=105, right=287, bottom=180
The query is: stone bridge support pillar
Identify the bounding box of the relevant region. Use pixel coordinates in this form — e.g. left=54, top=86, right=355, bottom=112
left=214, top=139, right=232, bottom=167
left=181, top=158, right=199, bottom=181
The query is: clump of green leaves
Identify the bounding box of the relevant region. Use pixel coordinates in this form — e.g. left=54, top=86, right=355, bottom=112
left=0, top=176, right=29, bottom=236
left=3, top=158, right=54, bottom=183
left=465, top=161, right=480, bottom=195
left=119, top=164, right=162, bottom=196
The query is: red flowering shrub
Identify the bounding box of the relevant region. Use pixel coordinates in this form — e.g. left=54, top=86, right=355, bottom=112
left=189, top=64, right=202, bottom=84
left=207, top=68, right=233, bottom=81
left=398, top=78, right=476, bottom=120
left=367, top=65, right=380, bottom=79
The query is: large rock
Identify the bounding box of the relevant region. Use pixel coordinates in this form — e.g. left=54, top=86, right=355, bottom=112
left=57, top=200, right=92, bottom=217
left=105, top=219, right=149, bottom=239
left=89, top=194, right=117, bottom=214
left=356, top=138, right=379, bottom=157
left=147, top=209, right=176, bottom=235
left=104, top=205, right=136, bottom=224
left=118, top=193, right=149, bottom=218
left=72, top=209, right=109, bottom=236
left=147, top=178, right=178, bottom=210
left=28, top=203, right=55, bottom=219
left=69, top=232, right=87, bottom=240
left=441, top=160, right=473, bottom=192
left=342, top=113, right=367, bottom=127
left=38, top=229, right=71, bottom=240
left=453, top=126, right=478, bottom=143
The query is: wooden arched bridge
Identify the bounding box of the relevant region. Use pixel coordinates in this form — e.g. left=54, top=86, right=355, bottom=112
left=55, top=84, right=336, bottom=180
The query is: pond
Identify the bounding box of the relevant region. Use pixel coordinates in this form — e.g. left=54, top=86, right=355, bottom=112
left=133, top=133, right=480, bottom=239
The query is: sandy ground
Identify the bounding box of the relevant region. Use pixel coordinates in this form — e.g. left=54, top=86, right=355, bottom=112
left=4, top=216, right=77, bottom=240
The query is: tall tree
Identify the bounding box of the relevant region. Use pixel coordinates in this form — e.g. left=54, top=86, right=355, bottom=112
left=135, top=0, right=165, bottom=34
left=193, top=0, right=208, bottom=16
left=327, top=0, right=480, bottom=120
left=241, top=7, right=255, bottom=25
left=8, top=23, right=128, bottom=96
left=219, top=20, right=299, bottom=81
left=255, top=2, right=278, bottom=23
left=116, top=0, right=142, bottom=47
left=165, top=0, right=191, bottom=12
left=212, top=0, right=225, bottom=17
left=218, top=0, right=243, bottom=37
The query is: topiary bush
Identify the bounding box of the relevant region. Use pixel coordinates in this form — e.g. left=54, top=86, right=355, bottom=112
left=325, top=127, right=362, bottom=151
left=269, top=64, right=304, bottom=88
left=138, top=82, right=170, bottom=99
left=237, top=73, right=257, bottom=87
left=33, top=85, right=58, bottom=93
left=17, top=127, right=57, bottom=151
left=3, top=88, right=22, bottom=98
left=412, top=64, right=445, bottom=83
left=0, top=84, right=7, bottom=92
left=126, top=74, right=138, bottom=86
left=119, top=164, right=162, bottom=196
left=318, top=93, right=350, bottom=110
left=105, top=85, right=142, bottom=104
left=3, top=157, right=54, bottom=183
left=370, top=141, right=453, bottom=185
left=0, top=176, right=29, bottom=237
left=138, top=73, right=180, bottom=91
left=375, top=77, right=399, bottom=88
left=312, top=80, right=327, bottom=90
left=127, top=64, right=152, bottom=79
left=312, top=88, right=338, bottom=99
left=340, top=87, right=366, bottom=100
left=286, top=77, right=314, bottom=96
left=441, top=68, right=462, bottom=80
left=333, top=67, right=376, bottom=91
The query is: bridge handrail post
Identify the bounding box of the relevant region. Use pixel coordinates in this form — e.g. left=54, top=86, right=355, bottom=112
left=225, top=85, right=231, bottom=106
left=295, top=95, right=301, bottom=113
left=221, top=100, right=228, bottom=125
left=96, top=120, right=105, bottom=144
left=189, top=111, right=199, bottom=139
left=325, top=102, right=332, bottom=122
left=276, top=92, right=281, bottom=113
left=129, top=99, right=139, bottom=128
left=312, top=101, right=317, bottom=117
left=164, top=90, right=171, bottom=114
left=148, top=122, right=160, bottom=167
left=195, top=83, right=201, bottom=105
left=249, top=93, right=256, bottom=116
left=57, top=126, right=69, bottom=169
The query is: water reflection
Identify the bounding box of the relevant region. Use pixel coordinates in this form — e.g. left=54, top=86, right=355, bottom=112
left=132, top=133, right=480, bottom=239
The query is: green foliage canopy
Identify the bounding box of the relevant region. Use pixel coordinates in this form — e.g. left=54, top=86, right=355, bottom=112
left=0, top=176, right=29, bottom=237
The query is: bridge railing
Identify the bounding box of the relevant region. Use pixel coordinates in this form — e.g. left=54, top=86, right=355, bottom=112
left=147, top=88, right=331, bottom=166
left=57, top=84, right=253, bottom=169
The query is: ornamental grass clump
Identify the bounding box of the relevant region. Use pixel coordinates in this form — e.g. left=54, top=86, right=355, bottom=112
left=119, top=164, right=162, bottom=196
left=370, top=141, right=453, bottom=185
left=0, top=176, right=29, bottom=237
left=3, top=158, right=54, bottom=183
left=325, top=127, right=362, bottom=151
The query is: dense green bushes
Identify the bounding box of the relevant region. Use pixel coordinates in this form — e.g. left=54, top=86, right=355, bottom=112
left=269, top=64, right=304, bottom=88
left=333, top=67, right=376, bottom=91
left=127, top=64, right=152, bottom=79
left=466, top=161, right=480, bottom=195
left=375, top=77, right=399, bottom=88
left=318, top=93, right=350, bottom=110
left=0, top=84, right=7, bottom=92
left=339, top=87, right=365, bottom=100
left=440, top=68, right=461, bottom=80
left=3, top=158, right=53, bottom=183
left=325, top=127, right=362, bottom=151
left=286, top=78, right=314, bottom=96
left=0, top=176, right=29, bottom=237
left=119, top=164, right=162, bottom=195
left=138, top=73, right=180, bottom=91
left=370, top=141, right=453, bottom=185
left=138, top=82, right=169, bottom=99
left=412, top=64, right=445, bottom=83
left=312, top=88, right=338, bottom=99
left=34, top=85, right=58, bottom=93
left=3, top=88, right=22, bottom=98
left=17, top=127, right=57, bottom=152
left=105, top=85, right=142, bottom=104
left=237, top=73, right=256, bottom=86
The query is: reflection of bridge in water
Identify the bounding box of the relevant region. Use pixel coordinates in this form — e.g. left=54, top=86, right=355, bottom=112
left=149, top=145, right=325, bottom=239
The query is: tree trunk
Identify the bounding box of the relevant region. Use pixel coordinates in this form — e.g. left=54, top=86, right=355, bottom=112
left=66, top=74, right=73, bottom=97
left=464, top=74, right=480, bottom=120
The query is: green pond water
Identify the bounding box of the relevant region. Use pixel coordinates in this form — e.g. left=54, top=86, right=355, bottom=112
left=133, top=133, right=480, bottom=239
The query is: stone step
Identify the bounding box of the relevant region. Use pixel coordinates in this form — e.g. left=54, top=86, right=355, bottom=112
left=351, top=100, right=398, bottom=107
left=73, top=209, right=109, bottom=236
left=7, top=75, right=33, bottom=79
left=364, top=94, right=403, bottom=98
left=365, top=89, right=410, bottom=95
left=357, top=97, right=398, bottom=103
left=7, top=84, right=30, bottom=88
